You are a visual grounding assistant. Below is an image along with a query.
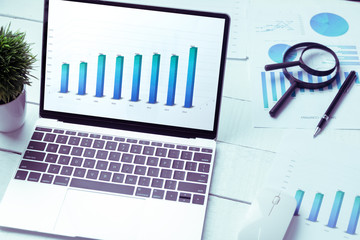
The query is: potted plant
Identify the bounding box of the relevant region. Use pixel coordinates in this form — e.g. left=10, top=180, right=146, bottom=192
left=0, top=24, right=36, bottom=132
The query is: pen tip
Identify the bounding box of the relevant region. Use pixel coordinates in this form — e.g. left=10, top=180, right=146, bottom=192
left=313, top=127, right=321, bottom=138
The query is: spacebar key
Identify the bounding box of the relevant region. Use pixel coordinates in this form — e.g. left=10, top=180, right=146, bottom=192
left=70, top=178, right=135, bottom=195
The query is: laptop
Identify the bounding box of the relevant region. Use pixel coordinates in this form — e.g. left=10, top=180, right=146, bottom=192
left=0, top=0, right=229, bottom=239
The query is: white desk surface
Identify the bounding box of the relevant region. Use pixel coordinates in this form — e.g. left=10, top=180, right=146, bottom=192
left=0, top=0, right=358, bottom=239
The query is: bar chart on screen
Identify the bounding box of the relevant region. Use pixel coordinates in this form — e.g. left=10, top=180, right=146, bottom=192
left=57, top=46, right=198, bottom=108
left=43, top=0, right=225, bottom=131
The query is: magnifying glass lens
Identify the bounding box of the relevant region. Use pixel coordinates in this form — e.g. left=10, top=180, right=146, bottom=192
left=301, top=48, right=336, bottom=72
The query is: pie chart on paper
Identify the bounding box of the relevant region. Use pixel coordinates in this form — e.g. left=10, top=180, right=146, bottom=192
left=310, top=13, right=349, bottom=37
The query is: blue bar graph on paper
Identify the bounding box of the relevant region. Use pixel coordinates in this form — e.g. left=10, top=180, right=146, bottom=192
left=184, top=46, right=198, bottom=108
left=96, top=54, right=106, bottom=97
left=294, top=190, right=305, bottom=216
left=78, top=62, right=87, bottom=95
left=327, top=191, right=345, bottom=228
left=261, top=72, right=269, bottom=108
left=327, top=75, right=333, bottom=90
left=113, top=56, right=124, bottom=100
left=336, top=73, right=342, bottom=89
left=270, top=72, right=277, bottom=101
left=298, top=71, right=305, bottom=93
left=60, top=63, right=69, bottom=93
left=318, top=76, right=324, bottom=91
left=131, top=54, right=142, bottom=102
left=307, top=73, right=315, bottom=92
left=347, top=196, right=360, bottom=235
left=308, top=193, right=324, bottom=222
left=149, top=53, right=160, bottom=104
left=279, top=72, right=286, bottom=95
left=166, top=55, right=179, bottom=106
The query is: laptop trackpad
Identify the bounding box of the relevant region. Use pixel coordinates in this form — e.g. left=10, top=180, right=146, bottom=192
left=55, top=189, right=145, bottom=240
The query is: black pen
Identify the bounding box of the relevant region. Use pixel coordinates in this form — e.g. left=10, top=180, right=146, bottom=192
left=314, top=70, right=357, bottom=137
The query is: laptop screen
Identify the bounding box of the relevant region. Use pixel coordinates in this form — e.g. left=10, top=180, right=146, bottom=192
left=41, top=0, right=229, bottom=138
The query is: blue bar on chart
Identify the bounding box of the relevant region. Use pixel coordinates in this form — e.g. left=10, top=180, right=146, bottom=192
left=78, top=62, right=87, bottom=95
left=96, top=54, right=106, bottom=97
left=279, top=72, right=286, bottom=95
left=294, top=190, right=305, bottom=216
left=60, top=63, right=70, bottom=93
left=113, top=56, right=124, bottom=100
left=149, top=53, right=160, bottom=104
left=345, top=71, right=360, bottom=84
left=297, top=71, right=305, bottom=93
left=308, top=193, right=324, bottom=222
left=270, top=72, right=277, bottom=101
left=346, top=196, right=360, bottom=235
left=327, top=191, right=345, bottom=228
left=166, top=55, right=179, bottom=106
left=184, top=46, right=198, bottom=108
left=131, top=54, right=142, bottom=102
left=307, top=73, right=315, bottom=92
left=261, top=72, right=269, bottom=108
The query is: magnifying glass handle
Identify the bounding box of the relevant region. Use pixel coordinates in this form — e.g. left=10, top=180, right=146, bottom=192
left=265, top=61, right=300, bottom=71
left=269, top=84, right=297, bottom=117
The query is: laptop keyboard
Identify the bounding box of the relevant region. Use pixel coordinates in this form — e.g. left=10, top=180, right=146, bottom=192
left=14, top=126, right=213, bottom=205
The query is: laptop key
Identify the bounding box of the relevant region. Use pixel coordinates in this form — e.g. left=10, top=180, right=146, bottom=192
left=80, top=138, right=93, bottom=147
left=31, top=131, right=44, bottom=140
left=136, top=187, right=151, bottom=197
left=186, top=172, right=208, bottom=183
left=86, top=170, right=99, bottom=180
left=198, top=163, right=210, bottom=173
left=71, top=147, right=84, bottom=156
left=71, top=178, right=135, bottom=195
left=28, top=172, right=41, bottom=182
left=125, top=175, right=138, bottom=185
left=93, top=140, right=105, bottom=149
left=46, top=143, right=59, bottom=153
left=24, top=150, right=46, bottom=161
left=48, top=164, right=61, bottom=174
left=180, top=151, right=193, bottom=160
left=71, top=157, right=83, bottom=166
left=179, top=193, right=191, bottom=203
left=193, top=153, right=212, bottom=163
left=45, top=153, right=58, bottom=163
left=60, top=166, right=74, bottom=176
left=185, top=162, right=197, bottom=171
left=168, top=149, right=180, bottom=159
left=40, top=174, right=54, bottom=184
left=68, top=136, right=81, bottom=145
left=74, top=168, right=86, bottom=178
left=159, top=158, right=172, bottom=168
left=109, top=162, right=121, bottom=172
left=35, top=127, right=52, bottom=132
left=138, top=176, right=151, bottom=186
left=173, top=170, right=185, bottom=180
left=118, top=143, right=130, bottom=152
left=54, top=176, right=70, bottom=186
left=155, top=148, right=167, bottom=157
left=105, top=141, right=118, bottom=150
left=143, top=146, right=155, bottom=155
left=44, top=133, right=56, bottom=142
left=165, top=191, right=178, bottom=201
left=20, top=160, right=47, bottom=172
left=108, top=152, right=121, bottom=161
left=27, top=141, right=46, bottom=151
left=56, top=135, right=69, bottom=144
left=84, top=159, right=96, bottom=168
left=192, top=194, right=205, bottom=205
left=152, top=189, right=164, bottom=199
left=15, top=170, right=28, bottom=180
left=130, top=144, right=142, bottom=154
left=164, top=180, right=177, bottom=190
left=96, top=150, right=108, bottom=160
left=96, top=160, right=108, bottom=170
left=58, top=155, right=71, bottom=165
left=121, top=153, right=133, bottom=163
left=112, top=173, right=125, bottom=183
left=99, top=171, right=112, bottom=181
left=178, top=182, right=206, bottom=194
left=83, top=148, right=96, bottom=158
left=59, top=145, right=71, bottom=155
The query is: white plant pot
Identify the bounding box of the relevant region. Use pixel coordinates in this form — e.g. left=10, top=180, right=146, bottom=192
left=0, top=90, right=26, bottom=132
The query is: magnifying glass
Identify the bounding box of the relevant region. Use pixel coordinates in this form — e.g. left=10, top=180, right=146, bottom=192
left=264, top=42, right=340, bottom=117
